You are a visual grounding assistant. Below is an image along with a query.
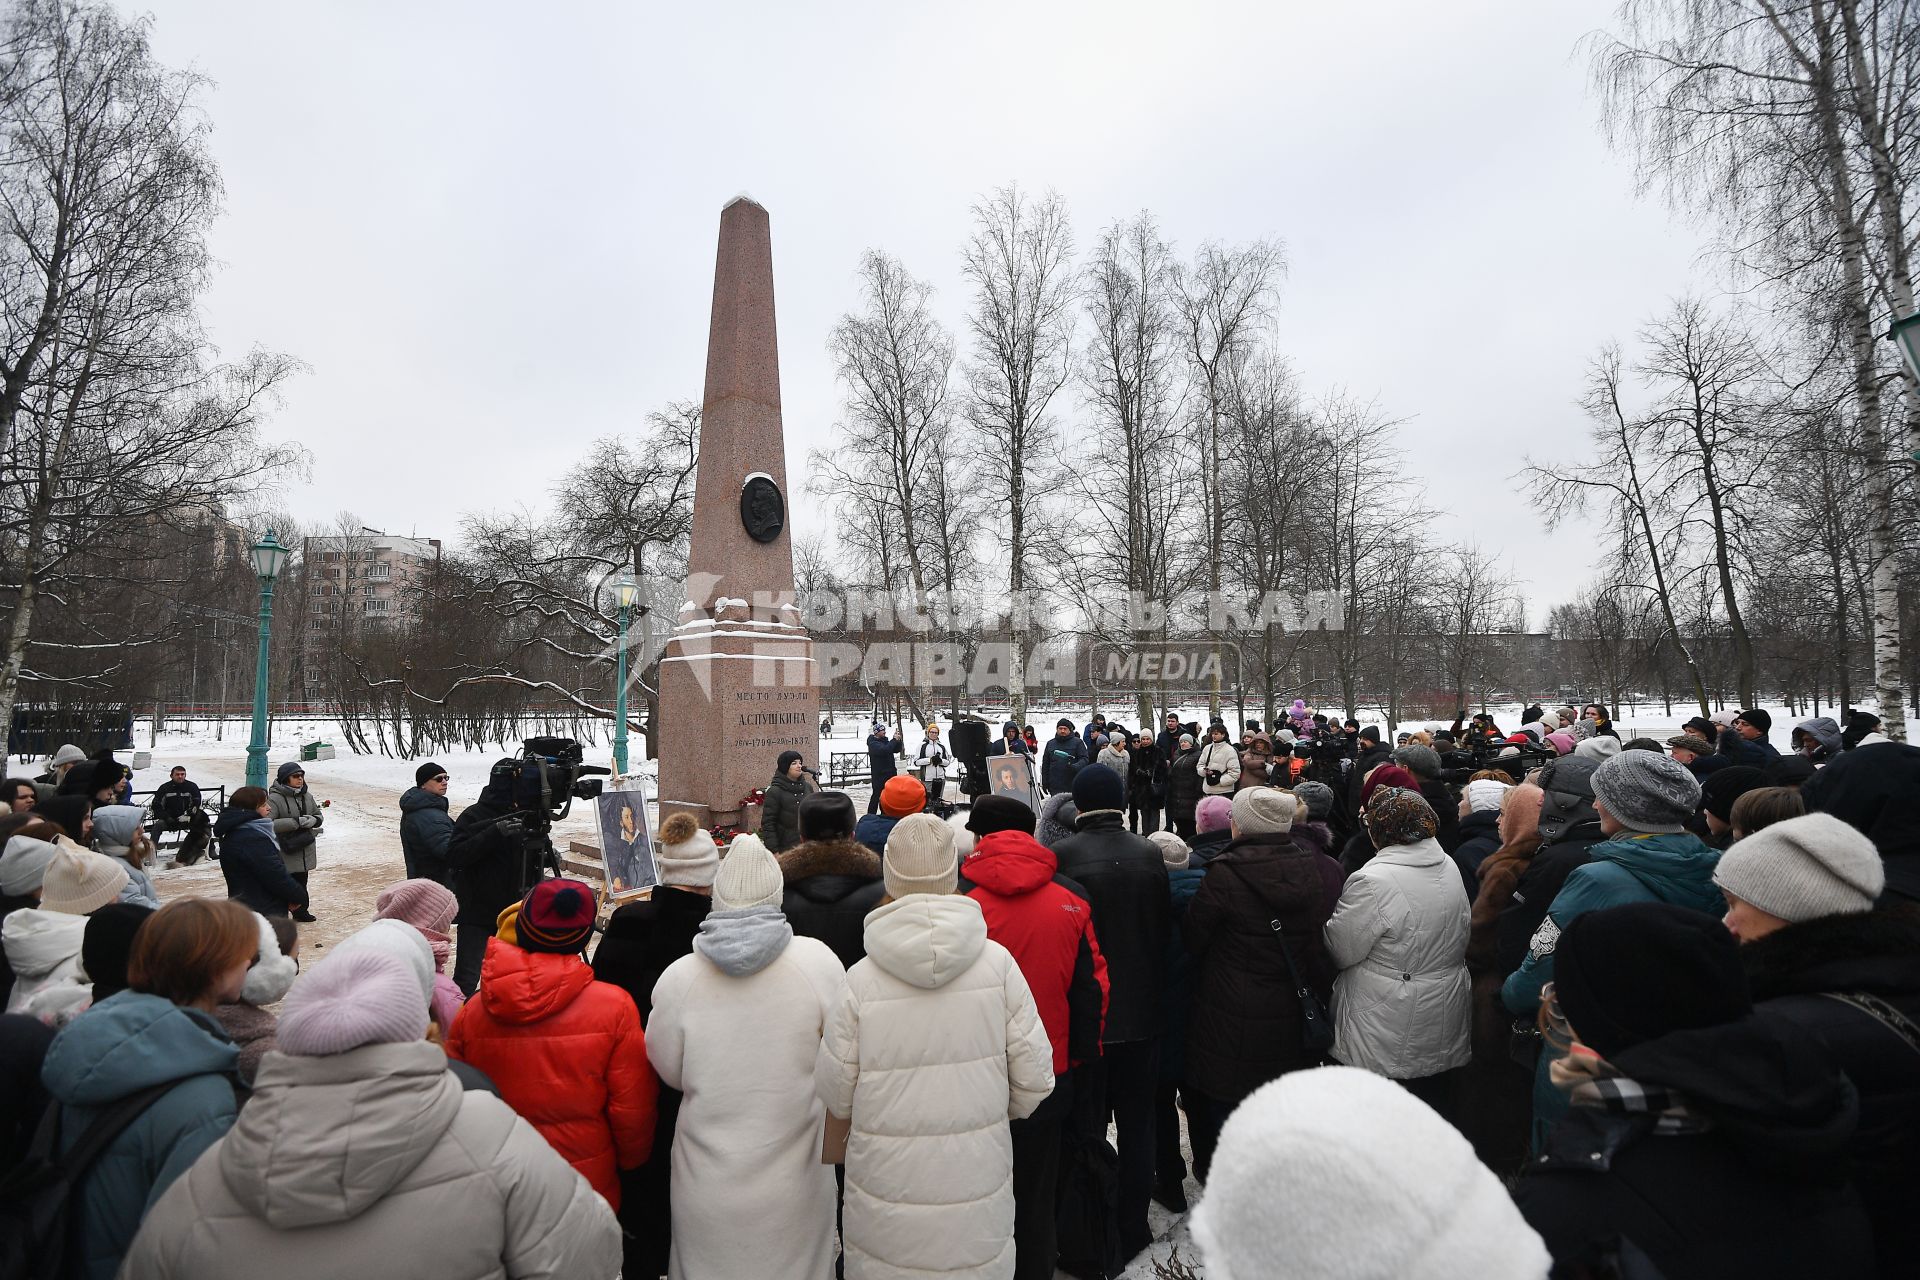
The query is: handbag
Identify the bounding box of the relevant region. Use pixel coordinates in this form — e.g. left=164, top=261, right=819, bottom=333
left=1269, top=916, right=1336, bottom=1055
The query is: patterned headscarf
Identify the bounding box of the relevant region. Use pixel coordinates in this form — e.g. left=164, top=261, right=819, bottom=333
left=1362, top=786, right=1438, bottom=848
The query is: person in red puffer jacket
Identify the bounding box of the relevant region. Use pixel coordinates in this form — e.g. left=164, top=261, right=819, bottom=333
left=960, top=796, right=1109, bottom=1280
left=446, top=878, right=657, bottom=1207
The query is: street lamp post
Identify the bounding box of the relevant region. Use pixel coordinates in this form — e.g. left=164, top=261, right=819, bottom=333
left=611, top=571, right=639, bottom=776
left=244, top=530, right=289, bottom=789
left=1888, top=312, right=1920, bottom=463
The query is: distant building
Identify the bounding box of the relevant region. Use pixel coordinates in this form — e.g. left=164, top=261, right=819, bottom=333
left=302, top=529, right=441, bottom=632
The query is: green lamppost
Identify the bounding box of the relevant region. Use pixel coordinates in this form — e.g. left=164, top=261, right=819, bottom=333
left=244, top=530, right=290, bottom=788
left=1888, top=311, right=1920, bottom=463
left=611, top=571, right=639, bottom=776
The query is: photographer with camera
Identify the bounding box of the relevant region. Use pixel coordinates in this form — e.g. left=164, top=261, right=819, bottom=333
left=447, top=757, right=531, bottom=995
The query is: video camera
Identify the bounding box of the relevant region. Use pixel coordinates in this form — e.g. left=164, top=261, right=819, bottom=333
left=508, top=737, right=611, bottom=893
left=1447, top=734, right=1555, bottom=785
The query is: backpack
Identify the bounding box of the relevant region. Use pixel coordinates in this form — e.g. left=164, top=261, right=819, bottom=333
left=1055, top=1127, right=1123, bottom=1280
left=0, top=1078, right=184, bottom=1280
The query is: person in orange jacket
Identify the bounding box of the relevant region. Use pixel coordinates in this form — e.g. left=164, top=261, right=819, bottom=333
left=446, top=878, right=657, bottom=1207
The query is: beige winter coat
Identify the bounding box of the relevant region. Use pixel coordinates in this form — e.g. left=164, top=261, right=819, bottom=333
left=648, top=914, right=848, bottom=1280
left=118, top=1040, right=621, bottom=1280
left=817, top=894, right=1055, bottom=1280
left=1197, top=741, right=1242, bottom=795
left=1323, top=837, right=1472, bottom=1081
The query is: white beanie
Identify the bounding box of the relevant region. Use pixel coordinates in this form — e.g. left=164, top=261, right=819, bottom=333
left=277, top=947, right=429, bottom=1056
left=1148, top=830, right=1191, bottom=869
left=39, top=844, right=129, bottom=916
left=238, top=911, right=300, bottom=1006
left=1714, top=813, right=1885, bottom=923
left=0, top=835, right=61, bottom=897
left=655, top=812, right=720, bottom=888
left=1466, top=779, right=1510, bottom=814
left=330, top=918, right=435, bottom=1011
left=1192, top=1067, right=1551, bottom=1280
left=884, top=813, right=957, bottom=899
left=1574, top=736, right=1621, bottom=762
left=714, top=833, right=784, bottom=911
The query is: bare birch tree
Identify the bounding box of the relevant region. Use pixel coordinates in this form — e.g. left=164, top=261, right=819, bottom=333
left=960, top=185, right=1075, bottom=723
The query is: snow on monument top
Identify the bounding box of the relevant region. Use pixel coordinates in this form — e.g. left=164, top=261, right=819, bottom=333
left=724, top=192, right=763, bottom=210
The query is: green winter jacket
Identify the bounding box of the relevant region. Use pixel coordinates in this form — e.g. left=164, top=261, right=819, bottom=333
left=39, top=990, right=241, bottom=1280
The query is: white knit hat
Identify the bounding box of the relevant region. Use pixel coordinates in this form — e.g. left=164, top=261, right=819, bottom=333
left=1466, top=779, right=1510, bottom=814
left=714, top=833, right=784, bottom=911
left=238, top=911, right=300, bottom=1006
left=39, top=844, right=129, bottom=916
left=1714, top=813, right=1885, bottom=923
left=655, top=812, right=720, bottom=888
left=884, top=813, right=957, bottom=899
left=1192, top=1066, right=1551, bottom=1280
left=0, top=835, right=61, bottom=897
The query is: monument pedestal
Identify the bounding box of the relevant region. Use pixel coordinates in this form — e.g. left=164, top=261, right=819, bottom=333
left=654, top=196, right=821, bottom=832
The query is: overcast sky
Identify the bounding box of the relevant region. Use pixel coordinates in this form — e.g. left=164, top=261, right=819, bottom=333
left=141, top=0, right=1710, bottom=622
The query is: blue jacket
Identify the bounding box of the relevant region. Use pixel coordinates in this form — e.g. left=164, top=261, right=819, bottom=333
left=1041, top=733, right=1089, bottom=794
left=866, top=731, right=904, bottom=781
left=40, top=991, right=240, bottom=1280
left=1503, top=831, right=1725, bottom=1018
left=213, top=809, right=307, bottom=917
left=853, top=813, right=899, bottom=854
left=1715, top=727, right=1781, bottom=768
left=398, top=786, right=454, bottom=883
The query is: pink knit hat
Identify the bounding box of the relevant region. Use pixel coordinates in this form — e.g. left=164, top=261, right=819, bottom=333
left=1196, top=794, right=1234, bottom=834
left=277, top=947, right=429, bottom=1056
left=374, top=878, right=456, bottom=970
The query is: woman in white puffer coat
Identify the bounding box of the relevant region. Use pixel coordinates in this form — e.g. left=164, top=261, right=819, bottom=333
left=1323, top=787, right=1471, bottom=1103
left=816, top=813, right=1055, bottom=1280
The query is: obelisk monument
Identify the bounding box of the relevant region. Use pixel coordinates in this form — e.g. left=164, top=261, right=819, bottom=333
left=656, top=197, right=819, bottom=833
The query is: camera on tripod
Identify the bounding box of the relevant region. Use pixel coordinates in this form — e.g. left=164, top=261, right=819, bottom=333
left=507, top=737, right=612, bottom=893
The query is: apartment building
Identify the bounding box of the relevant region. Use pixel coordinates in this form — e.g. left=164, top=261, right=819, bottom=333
left=302, top=530, right=441, bottom=629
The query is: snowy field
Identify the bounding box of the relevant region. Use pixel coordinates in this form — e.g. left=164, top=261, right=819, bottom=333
left=69, top=700, right=1819, bottom=1280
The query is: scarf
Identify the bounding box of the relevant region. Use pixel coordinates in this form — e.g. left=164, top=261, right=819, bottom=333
left=1545, top=996, right=1710, bottom=1138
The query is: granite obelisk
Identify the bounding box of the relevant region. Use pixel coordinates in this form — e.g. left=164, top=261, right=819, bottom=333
left=656, top=197, right=818, bottom=832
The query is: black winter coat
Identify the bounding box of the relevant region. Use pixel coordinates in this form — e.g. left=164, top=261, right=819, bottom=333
left=447, top=788, right=524, bottom=928
left=398, top=786, right=453, bottom=885
left=1126, top=744, right=1167, bottom=804
left=592, top=887, right=712, bottom=1025
left=1495, top=821, right=1607, bottom=977
left=777, top=838, right=885, bottom=970
left=1340, top=744, right=1394, bottom=840
left=1040, top=733, right=1089, bottom=794
left=213, top=809, right=307, bottom=918
left=1744, top=906, right=1920, bottom=1279
left=1183, top=833, right=1343, bottom=1104
left=1801, top=742, right=1920, bottom=900
left=1188, top=826, right=1232, bottom=865
left=760, top=774, right=808, bottom=853
left=1514, top=1014, right=1874, bottom=1280
left=0, top=1012, right=53, bottom=1168
left=1054, top=812, right=1171, bottom=1043
left=1453, top=808, right=1502, bottom=875
left=1421, top=777, right=1461, bottom=853
left=1165, top=748, right=1202, bottom=826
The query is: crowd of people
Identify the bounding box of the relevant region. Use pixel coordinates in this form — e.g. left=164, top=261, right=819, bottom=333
left=0, top=699, right=1914, bottom=1279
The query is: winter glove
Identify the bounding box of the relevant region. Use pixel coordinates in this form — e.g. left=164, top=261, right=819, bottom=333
left=297, top=815, right=319, bottom=830
left=493, top=813, right=526, bottom=843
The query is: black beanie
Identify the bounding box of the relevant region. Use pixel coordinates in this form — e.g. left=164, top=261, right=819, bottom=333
left=1358, top=725, right=1382, bottom=745
left=799, top=790, right=856, bottom=842
left=83, top=902, right=155, bottom=1003
left=414, top=761, right=446, bottom=787
left=966, top=794, right=1037, bottom=837
left=1701, top=766, right=1769, bottom=823
left=775, top=750, right=804, bottom=776
left=1737, top=708, right=1772, bottom=735
left=1056, top=718, right=1075, bottom=731
left=1554, top=901, right=1750, bottom=1061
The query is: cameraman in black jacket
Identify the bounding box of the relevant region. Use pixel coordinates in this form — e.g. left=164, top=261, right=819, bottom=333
left=448, top=757, right=532, bottom=994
